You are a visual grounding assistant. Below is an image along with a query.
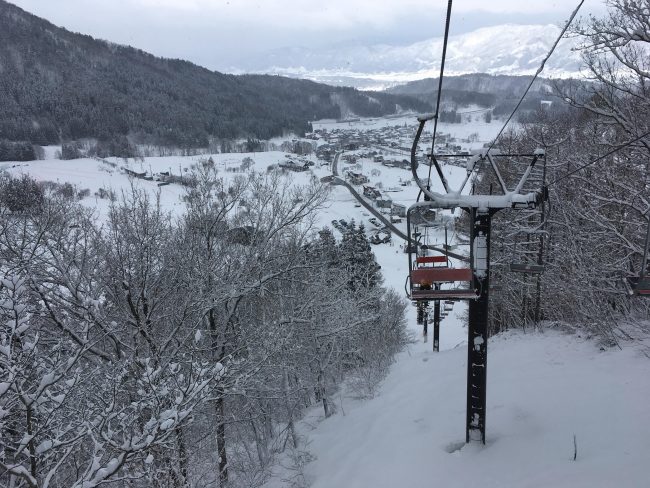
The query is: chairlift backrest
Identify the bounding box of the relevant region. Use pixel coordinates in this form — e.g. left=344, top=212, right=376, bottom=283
left=416, top=255, right=447, bottom=265
left=411, top=267, right=473, bottom=284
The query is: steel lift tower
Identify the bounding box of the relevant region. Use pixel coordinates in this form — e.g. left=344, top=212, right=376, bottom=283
left=406, top=114, right=547, bottom=443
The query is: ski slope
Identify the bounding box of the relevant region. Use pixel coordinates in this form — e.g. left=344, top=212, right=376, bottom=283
left=3, top=117, right=649, bottom=488
left=274, top=325, right=650, bottom=488
left=263, top=204, right=650, bottom=488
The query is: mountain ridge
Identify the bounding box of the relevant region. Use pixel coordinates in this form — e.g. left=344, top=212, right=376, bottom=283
left=0, top=0, right=430, bottom=148
left=235, top=24, right=585, bottom=90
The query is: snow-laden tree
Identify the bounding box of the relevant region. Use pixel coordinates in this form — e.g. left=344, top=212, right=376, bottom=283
left=180, top=169, right=331, bottom=485
left=0, top=197, right=105, bottom=488
left=572, top=0, right=650, bottom=143
left=0, top=187, right=220, bottom=488
left=1, top=171, right=409, bottom=488
left=472, top=1, right=650, bottom=337
left=339, top=222, right=382, bottom=292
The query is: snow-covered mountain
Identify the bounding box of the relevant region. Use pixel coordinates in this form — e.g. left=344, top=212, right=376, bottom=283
left=235, top=24, right=584, bottom=90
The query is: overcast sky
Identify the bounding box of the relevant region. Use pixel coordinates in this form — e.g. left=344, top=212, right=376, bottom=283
left=10, top=0, right=607, bottom=71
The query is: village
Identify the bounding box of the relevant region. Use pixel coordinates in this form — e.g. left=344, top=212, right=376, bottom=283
left=96, top=116, right=483, bottom=248
left=303, top=118, right=480, bottom=245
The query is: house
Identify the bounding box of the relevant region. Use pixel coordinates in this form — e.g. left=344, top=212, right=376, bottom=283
left=344, top=141, right=359, bottom=151
left=391, top=203, right=406, bottom=217
left=347, top=172, right=369, bottom=185
left=316, top=145, right=334, bottom=162
left=376, top=198, right=392, bottom=209
left=394, top=159, right=411, bottom=169
left=363, top=186, right=382, bottom=199
left=279, top=161, right=308, bottom=172
left=123, top=168, right=147, bottom=178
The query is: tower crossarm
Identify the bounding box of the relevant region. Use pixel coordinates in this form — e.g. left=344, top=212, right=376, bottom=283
left=410, top=116, right=546, bottom=211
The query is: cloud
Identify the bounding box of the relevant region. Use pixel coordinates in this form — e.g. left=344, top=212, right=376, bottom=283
left=10, top=0, right=607, bottom=71
left=129, top=0, right=590, bottom=31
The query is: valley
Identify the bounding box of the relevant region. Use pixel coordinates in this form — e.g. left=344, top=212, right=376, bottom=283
left=4, top=112, right=646, bottom=488
left=1, top=1, right=649, bottom=487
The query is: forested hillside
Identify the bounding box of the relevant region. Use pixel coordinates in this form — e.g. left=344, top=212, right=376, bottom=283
left=0, top=0, right=429, bottom=149
left=388, top=74, right=579, bottom=118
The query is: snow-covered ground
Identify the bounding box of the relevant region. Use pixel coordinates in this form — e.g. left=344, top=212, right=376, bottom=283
left=3, top=115, right=648, bottom=487
left=270, top=168, right=650, bottom=488
left=269, top=326, right=650, bottom=488
left=1, top=151, right=319, bottom=221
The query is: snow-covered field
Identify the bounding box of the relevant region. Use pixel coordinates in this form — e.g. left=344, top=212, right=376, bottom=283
left=3, top=115, right=648, bottom=487
left=1, top=151, right=319, bottom=221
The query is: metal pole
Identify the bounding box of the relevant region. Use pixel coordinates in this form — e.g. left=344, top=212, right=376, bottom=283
left=466, top=208, right=491, bottom=444
left=534, top=154, right=547, bottom=324
left=423, top=305, right=428, bottom=338
left=433, top=295, right=441, bottom=352
left=445, top=224, right=450, bottom=268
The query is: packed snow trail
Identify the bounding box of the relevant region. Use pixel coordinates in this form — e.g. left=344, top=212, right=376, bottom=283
left=283, top=326, right=650, bottom=488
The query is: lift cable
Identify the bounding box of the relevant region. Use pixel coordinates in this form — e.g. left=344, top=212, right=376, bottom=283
left=546, top=130, right=650, bottom=187
left=484, top=0, right=585, bottom=157
left=429, top=0, right=453, bottom=156
left=427, top=0, right=454, bottom=185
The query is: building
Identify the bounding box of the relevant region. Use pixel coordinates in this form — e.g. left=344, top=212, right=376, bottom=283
left=377, top=198, right=392, bottom=209
left=363, top=186, right=382, bottom=199
left=279, top=161, right=308, bottom=172
left=391, top=203, right=407, bottom=217
left=347, top=172, right=369, bottom=185
left=123, top=168, right=147, bottom=178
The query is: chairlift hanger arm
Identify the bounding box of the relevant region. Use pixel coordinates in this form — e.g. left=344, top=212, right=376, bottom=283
left=486, top=154, right=508, bottom=194
left=406, top=207, right=470, bottom=262
left=415, top=115, right=451, bottom=193
left=431, top=154, right=451, bottom=193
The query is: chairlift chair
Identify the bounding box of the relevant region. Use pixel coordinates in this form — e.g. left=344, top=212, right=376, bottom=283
left=406, top=205, right=478, bottom=301
left=510, top=234, right=545, bottom=274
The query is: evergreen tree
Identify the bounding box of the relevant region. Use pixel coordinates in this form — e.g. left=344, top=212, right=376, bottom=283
left=308, top=227, right=340, bottom=269
left=0, top=174, right=44, bottom=212
left=339, top=221, right=382, bottom=292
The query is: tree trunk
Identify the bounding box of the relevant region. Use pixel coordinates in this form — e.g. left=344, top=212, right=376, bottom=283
left=175, top=426, right=188, bottom=487
left=282, top=369, right=299, bottom=449
left=317, top=370, right=330, bottom=418
left=216, top=393, right=228, bottom=486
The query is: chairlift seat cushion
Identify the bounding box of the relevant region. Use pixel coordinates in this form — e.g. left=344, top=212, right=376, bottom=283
left=412, top=288, right=479, bottom=300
